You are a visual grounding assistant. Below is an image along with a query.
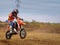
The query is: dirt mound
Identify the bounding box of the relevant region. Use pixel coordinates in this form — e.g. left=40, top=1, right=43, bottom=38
left=0, top=30, right=60, bottom=45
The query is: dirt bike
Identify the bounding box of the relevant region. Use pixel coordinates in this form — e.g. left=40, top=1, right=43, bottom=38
left=6, top=19, right=26, bottom=39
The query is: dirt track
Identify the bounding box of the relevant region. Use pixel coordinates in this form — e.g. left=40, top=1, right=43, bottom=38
left=0, top=30, right=60, bottom=45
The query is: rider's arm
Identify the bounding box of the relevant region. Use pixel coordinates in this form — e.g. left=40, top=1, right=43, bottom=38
left=16, top=16, right=23, bottom=20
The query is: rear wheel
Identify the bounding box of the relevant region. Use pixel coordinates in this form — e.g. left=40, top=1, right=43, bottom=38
left=20, top=28, right=26, bottom=39
left=6, top=31, right=12, bottom=39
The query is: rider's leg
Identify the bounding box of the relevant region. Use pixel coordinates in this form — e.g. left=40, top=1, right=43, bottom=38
left=9, top=21, right=13, bottom=33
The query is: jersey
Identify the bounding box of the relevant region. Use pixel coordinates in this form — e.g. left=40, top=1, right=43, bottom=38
left=8, top=13, right=14, bottom=21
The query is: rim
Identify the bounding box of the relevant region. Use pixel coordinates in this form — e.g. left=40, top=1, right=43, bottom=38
left=21, top=30, right=25, bottom=37
left=7, top=32, right=10, bottom=38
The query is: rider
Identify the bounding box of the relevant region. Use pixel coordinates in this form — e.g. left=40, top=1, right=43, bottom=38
left=7, top=9, right=21, bottom=33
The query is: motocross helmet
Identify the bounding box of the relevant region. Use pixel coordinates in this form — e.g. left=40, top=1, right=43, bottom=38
left=12, top=9, right=19, bottom=17
left=12, top=9, right=19, bottom=14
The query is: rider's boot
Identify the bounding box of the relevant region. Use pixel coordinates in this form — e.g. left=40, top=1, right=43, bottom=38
left=10, top=26, right=12, bottom=33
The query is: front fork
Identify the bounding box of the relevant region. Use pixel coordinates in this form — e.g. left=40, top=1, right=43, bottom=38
left=7, top=25, right=10, bottom=31
left=7, top=25, right=13, bottom=33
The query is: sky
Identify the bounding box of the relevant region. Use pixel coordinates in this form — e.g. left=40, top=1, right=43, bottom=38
left=0, top=0, right=60, bottom=23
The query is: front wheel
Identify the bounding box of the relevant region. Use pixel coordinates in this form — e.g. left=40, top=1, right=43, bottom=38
left=20, top=28, right=26, bottom=39
left=6, top=31, right=12, bottom=39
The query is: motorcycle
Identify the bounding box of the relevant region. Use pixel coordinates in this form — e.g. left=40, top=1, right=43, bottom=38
left=6, top=18, right=26, bottom=39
